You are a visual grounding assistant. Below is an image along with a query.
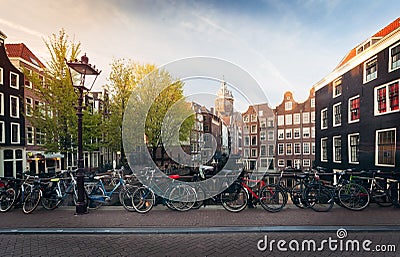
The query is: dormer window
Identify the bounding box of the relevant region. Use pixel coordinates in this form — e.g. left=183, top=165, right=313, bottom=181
left=357, top=37, right=381, bottom=55
left=285, top=101, right=292, bottom=111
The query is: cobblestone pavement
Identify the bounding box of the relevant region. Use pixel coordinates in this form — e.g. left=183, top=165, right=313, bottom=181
left=0, top=205, right=399, bottom=256
left=0, top=232, right=398, bottom=257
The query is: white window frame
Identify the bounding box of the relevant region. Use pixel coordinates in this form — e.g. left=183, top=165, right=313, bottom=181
left=375, top=128, right=396, bottom=167
left=285, top=129, right=292, bottom=140
left=285, top=114, right=292, bottom=125
left=293, top=128, right=301, bottom=139
left=260, top=131, right=266, bottom=141
left=293, top=113, right=300, bottom=125
left=303, top=159, right=311, bottom=167
left=251, top=135, right=257, bottom=146
left=251, top=148, right=257, bottom=157
left=302, top=112, right=310, bottom=124
left=321, top=137, right=328, bottom=162
left=268, top=144, right=274, bottom=156
left=0, top=92, right=4, bottom=116
left=26, top=126, right=34, bottom=145
left=333, top=77, right=342, bottom=98
left=25, top=69, right=32, bottom=88
left=244, top=136, right=250, bottom=146
left=278, top=159, right=285, bottom=167
left=311, top=111, right=315, bottom=123
left=294, top=143, right=301, bottom=155
left=0, top=121, right=5, bottom=143
left=250, top=114, right=257, bottom=122
left=310, top=98, right=315, bottom=108
left=303, top=142, right=310, bottom=155
left=277, top=129, right=284, bottom=140
left=286, top=143, right=292, bottom=155
left=348, top=133, right=360, bottom=164
left=333, top=102, right=342, bottom=127
left=285, top=101, right=292, bottom=111
left=267, top=130, right=274, bottom=141
left=311, top=127, right=315, bottom=138
left=26, top=97, right=33, bottom=116
left=10, top=95, right=19, bottom=118
left=244, top=149, right=250, bottom=157
left=10, top=72, right=19, bottom=89
left=277, top=115, right=284, bottom=126
left=321, top=108, right=328, bottom=129
left=388, top=42, right=400, bottom=73
left=0, top=67, right=3, bottom=85
left=278, top=144, right=284, bottom=155
left=243, top=115, right=249, bottom=123
left=303, top=127, right=310, bottom=138
left=333, top=136, right=342, bottom=163
left=251, top=124, right=257, bottom=134
left=260, top=145, right=267, bottom=156
left=374, top=80, right=400, bottom=116
left=311, top=142, right=315, bottom=155
left=11, top=122, right=20, bottom=144
left=363, top=56, right=378, bottom=84
left=348, top=95, right=360, bottom=123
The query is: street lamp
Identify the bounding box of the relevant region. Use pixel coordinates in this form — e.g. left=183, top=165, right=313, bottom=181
left=66, top=54, right=101, bottom=215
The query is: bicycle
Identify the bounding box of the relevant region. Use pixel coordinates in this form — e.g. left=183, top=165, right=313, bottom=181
left=336, top=169, right=370, bottom=211
left=0, top=177, right=19, bottom=212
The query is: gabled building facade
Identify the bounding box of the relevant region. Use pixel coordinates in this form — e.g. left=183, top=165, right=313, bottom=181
left=314, top=18, right=400, bottom=172
left=0, top=31, right=25, bottom=177
left=275, top=90, right=316, bottom=170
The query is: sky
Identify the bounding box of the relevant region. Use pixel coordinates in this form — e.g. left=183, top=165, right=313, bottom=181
left=1, top=0, right=400, bottom=109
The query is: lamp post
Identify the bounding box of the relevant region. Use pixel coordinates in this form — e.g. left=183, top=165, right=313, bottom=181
left=66, top=54, right=101, bottom=215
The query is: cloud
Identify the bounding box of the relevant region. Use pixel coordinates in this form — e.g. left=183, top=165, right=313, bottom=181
left=0, top=18, right=46, bottom=38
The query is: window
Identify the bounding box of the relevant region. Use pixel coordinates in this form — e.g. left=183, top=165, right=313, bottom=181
left=312, top=143, right=315, bottom=155
left=251, top=114, right=257, bottom=122
left=389, top=42, right=400, bottom=72
left=286, top=143, right=292, bottom=155
left=285, top=114, right=292, bottom=125
left=303, top=127, right=310, bottom=138
left=260, top=145, right=266, bottom=156
left=375, top=81, right=399, bottom=115
left=376, top=128, right=396, bottom=166
left=251, top=125, right=257, bottom=133
left=293, top=113, right=300, bottom=124
left=303, top=159, right=311, bottom=167
left=26, top=97, right=33, bottom=116
left=260, top=131, right=266, bottom=141
left=267, top=118, right=274, bottom=127
left=278, top=144, right=284, bottom=155
left=285, top=101, right=292, bottom=111
left=0, top=92, right=3, bottom=115
left=303, top=143, right=310, bottom=155
left=311, top=112, right=315, bottom=123
left=36, top=128, right=45, bottom=145
left=258, top=110, right=263, bottom=117
left=278, top=129, right=284, bottom=140
left=348, top=133, right=360, bottom=164
left=243, top=125, right=249, bottom=134
left=310, top=98, right=315, bottom=108
left=27, top=126, right=34, bottom=145
left=244, top=136, right=250, bottom=146
left=333, top=136, right=342, bottom=163
left=321, top=108, right=328, bottom=129
left=25, top=69, right=32, bottom=88
left=277, top=115, right=284, bottom=126
left=333, top=103, right=341, bottom=127
left=364, top=57, right=377, bottom=83
left=311, top=127, right=315, bottom=138
left=10, top=95, right=19, bottom=118
left=11, top=123, right=20, bottom=144
left=285, top=129, right=292, bottom=139
left=251, top=135, right=257, bottom=146
left=244, top=149, right=249, bottom=157
left=260, top=120, right=266, bottom=128
left=267, top=131, right=274, bottom=141
left=268, top=144, right=274, bottom=156
left=321, top=138, right=328, bottom=162
left=251, top=148, right=257, bottom=157
left=294, top=128, right=300, bottom=139
left=349, top=96, right=360, bottom=123
left=294, top=143, right=301, bottom=155
left=0, top=67, right=3, bottom=85
left=333, top=77, right=342, bottom=97
left=278, top=159, right=285, bottom=167
left=303, top=112, right=310, bottom=124
left=0, top=121, right=4, bottom=143
left=243, top=115, right=249, bottom=122
left=10, top=72, right=19, bottom=89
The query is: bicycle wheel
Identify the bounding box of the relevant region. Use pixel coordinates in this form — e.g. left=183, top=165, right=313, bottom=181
left=306, top=186, right=334, bottom=212
left=167, top=185, right=196, bottom=212
left=41, top=191, right=61, bottom=210
left=0, top=188, right=17, bottom=212
left=23, top=188, right=42, bottom=214
left=372, top=188, right=393, bottom=207
left=87, top=185, right=104, bottom=210
left=119, top=185, right=138, bottom=212
left=290, top=182, right=309, bottom=209
left=338, top=183, right=370, bottom=211
left=132, top=187, right=155, bottom=213
left=259, top=184, right=287, bottom=212
left=220, top=183, right=248, bottom=213
left=191, top=186, right=206, bottom=209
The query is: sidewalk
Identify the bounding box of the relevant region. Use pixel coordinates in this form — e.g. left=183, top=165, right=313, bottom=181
left=0, top=205, right=399, bottom=233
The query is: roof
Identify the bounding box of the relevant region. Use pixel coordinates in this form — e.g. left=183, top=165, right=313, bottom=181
left=0, top=30, right=7, bottom=41
left=336, top=17, right=400, bottom=69
left=5, top=43, right=46, bottom=68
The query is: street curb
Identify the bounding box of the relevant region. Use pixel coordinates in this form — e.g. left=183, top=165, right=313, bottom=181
left=1, top=226, right=400, bottom=234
